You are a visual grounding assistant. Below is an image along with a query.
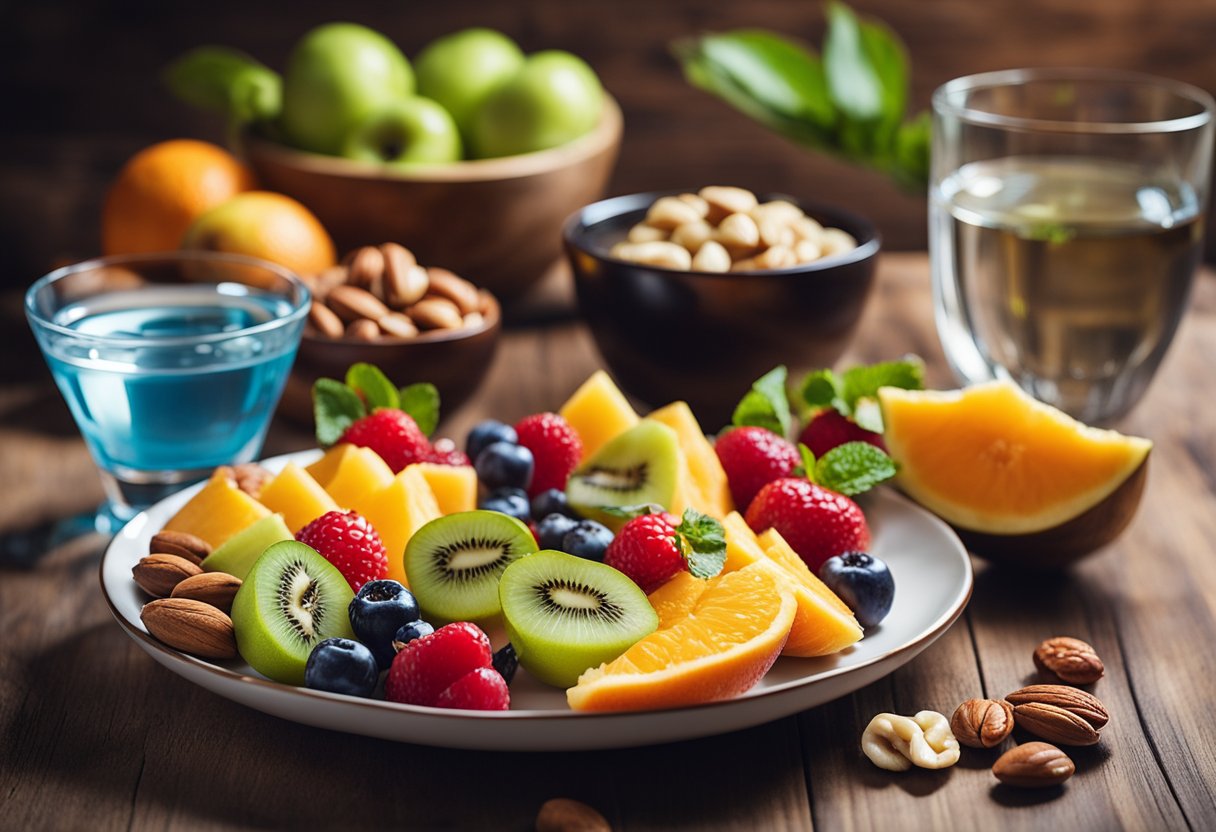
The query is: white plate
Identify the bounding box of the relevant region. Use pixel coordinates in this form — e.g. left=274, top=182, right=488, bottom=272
left=101, top=451, right=972, bottom=751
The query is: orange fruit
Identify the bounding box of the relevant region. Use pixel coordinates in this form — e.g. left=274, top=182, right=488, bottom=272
left=566, top=562, right=795, bottom=712
left=102, top=139, right=255, bottom=255
left=180, top=191, right=336, bottom=278
left=878, top=380, right=1151, bottom=534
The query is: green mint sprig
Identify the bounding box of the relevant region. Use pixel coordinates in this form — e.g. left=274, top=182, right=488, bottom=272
left=796, top=441, right=897, bottom=497
left=597, top=505, right=727, bottom=580
left=799, top=357, right=925, bottom=429
left=312, top=362, right=440, bottom=447
left=731, top=365, right=791, bottom=436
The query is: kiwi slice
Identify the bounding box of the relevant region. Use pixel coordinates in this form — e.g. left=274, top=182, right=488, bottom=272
left=404, top=510, right=538, bottom=624
left=566, top=420, right=680, bottom=527
left=200, top=514, right=293, bottom=580
left=499, top=550, right=659, bottom=688
left=230, top=540, right=355, bottom=685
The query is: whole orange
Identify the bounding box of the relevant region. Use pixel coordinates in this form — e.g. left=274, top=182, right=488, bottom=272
left=101, top=139, right=255, bottom=255
left=180, top=191, right=336, bottom=278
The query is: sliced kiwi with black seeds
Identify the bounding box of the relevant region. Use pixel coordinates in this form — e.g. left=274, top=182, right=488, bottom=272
left=565, top=420, right=680, bottom=528
left=229, top=540, right=355, bottom=686
left=404, top=510, right=539, bottom=624
left=499, top=549, right=659, bottom=688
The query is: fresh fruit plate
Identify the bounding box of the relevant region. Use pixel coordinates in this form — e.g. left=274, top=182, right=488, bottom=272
left=100, top=448, right=971, bottom=751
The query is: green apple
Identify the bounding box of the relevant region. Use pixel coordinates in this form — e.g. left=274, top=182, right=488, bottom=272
left=280, top=22, right=414, bottom=155
left=341, top=96, right=463, bottom=165
left=467, top=50, right=604, bottom=159
left=414, top=28, right=524, bottom=136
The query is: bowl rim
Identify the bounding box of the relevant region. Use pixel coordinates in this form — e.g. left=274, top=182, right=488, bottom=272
left=241, top=96, right=623, bottom=184
left=562, top=190, right=881, bottom=278
left=302, top=289, right=501, bottom=347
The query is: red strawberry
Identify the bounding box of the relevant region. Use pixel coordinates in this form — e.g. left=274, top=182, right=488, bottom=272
left=798, top=410, right=886, bottom=459
left=714, top=426, right=801, bottom=511
left=385, top=621, right=493, bottom=707
left=428, top=437, right=472, bottom=467
left=603, top=512, right=686, bottom=593
left=295, top=510, right=388, bottom=592
left=514, top=412, right=582, bottom=497
left=744, top=478, right=871, bottom=572
left=434, top=666, right=510, bottom=710
left=339, top=408, right=431, bottom=473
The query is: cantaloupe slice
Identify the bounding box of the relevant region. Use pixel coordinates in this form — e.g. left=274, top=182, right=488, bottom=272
left=879, top=380, right=1152, bottom=535
left=413, top=462, right=477, bottom=516
left=350, top=466, right=442, bottom=587
left=322, top=446, right=396, bottom=508
left=258, top=462, right=340, bottom=533
left=647, top=402, right=733, bottom=520
left=163, top=469, right=271, bottom=548
left=559, top=370, right=639, bottom=461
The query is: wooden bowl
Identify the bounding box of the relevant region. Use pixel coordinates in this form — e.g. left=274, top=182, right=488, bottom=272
left=564, top=192, right=880, bottom=428
left=279, top=291, right=501, bottom=426
left=241, top=98, right=622, bottom=301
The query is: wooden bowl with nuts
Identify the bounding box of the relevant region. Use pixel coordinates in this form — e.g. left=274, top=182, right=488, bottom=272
left=279, top=242, right=501, bottom=424
left=564, top=187, right=880, bottom=427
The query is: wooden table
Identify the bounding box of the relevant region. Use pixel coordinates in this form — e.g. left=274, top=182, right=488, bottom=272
left=2, top=253, right=1213, bottom=831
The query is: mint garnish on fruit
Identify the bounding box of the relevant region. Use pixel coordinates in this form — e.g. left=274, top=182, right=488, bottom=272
left=674, top=508, right=728, bottom=579
left=731, top=365, right=792, bottom=436
left=796, top=441, right=897, bottom=497
left=312, top=362, right=440, bottom=446
left=799, top=357, right=925, bottom=423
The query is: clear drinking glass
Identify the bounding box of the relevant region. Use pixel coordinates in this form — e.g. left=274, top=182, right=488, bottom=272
left=930, top=68, right=1214, bottom=424
left=25, top=252, right=310, bottom=532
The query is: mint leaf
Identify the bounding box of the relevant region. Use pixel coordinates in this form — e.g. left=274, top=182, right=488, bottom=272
left=598, top=504, right=663, bottom=520
left=697, top=31, right=836, bottom=129
left=824, top=2, right=885, bottom=123
left=799, top=368, right=844, bottom=412
left=676, top=509, right=727, bottom=580
left=346, top=363, right=399, bottom=411
left=813, top=441, right=897, bottom=496
left=838, top=358, right=924, bottom=410
left=314, top=378, right=366, bottom=447
left=794, top=443, right=817, bottom=479
left=399, top=383, right=440, bottom=436
left=852, top=398, right=884, bottom=434
left=732, top=365, right=791, bottom=436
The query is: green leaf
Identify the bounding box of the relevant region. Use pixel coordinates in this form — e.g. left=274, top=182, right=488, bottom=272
left=823, top=2, right=885, bottom=123
left=345, top=363, right=399, bottom=411
left=893, top=112, right=932, bottom=188
left=794, top=443, right=817, bottom=479
left=398, top=383, right=440, bottom=436
left=163, top=46, right=281, bottom=124
left=697, top=31, right=836, bottom=129
left=857, top=13, right=910, bottom=132
left=852, top=398, right=885, bottom=434
left=799, top=368, right=844, bottom=413
left=313, top=378, right=366, bottom=447
left=676, top=509, right=727, bottom=580
left=838, top=358, right=925, bottom=410
left=732, top=365, right=791, bottom=436
left=598, top=504, right=663, bottom=520
left=814, top=441, right=897, bottom=496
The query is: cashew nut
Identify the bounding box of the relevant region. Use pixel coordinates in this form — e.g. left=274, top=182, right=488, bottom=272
left=861, top=711, right=961, bottom=772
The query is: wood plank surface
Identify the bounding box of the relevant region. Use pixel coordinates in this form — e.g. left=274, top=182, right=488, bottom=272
left=2, top=254, right=1215, bottom=831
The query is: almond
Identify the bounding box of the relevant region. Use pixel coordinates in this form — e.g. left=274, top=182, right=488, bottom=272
left=309, top=299, right=345, bottom=338
left=425, top=268, right=481, bottom=315
left=1034, top=636, right=1105, bottom=685
left=1011, top=702, right=1101, bottom=746
left=951, top=698, right=1015, bottom=748
left=992, top=742, right=1074, bottom=788
left=346, top=245, right=385, bottom=289
left=535, top=798, right=611, bottom=832
left=345, top=318, right=382, bottom=341
left=141, top=598, right=237, bottom=659
left=378, top=312, right=419, bottom=338
left=1005, top=684, right=1109, bottom=729
left=409, top=296, right=465, bottom=330
left=171, top=572, right=242, bottom=613
left=382, top=244, right=428, bottom=308
left=230, top=462, right=273, bottom=499
left=149, top=530, right=211, bottom=565
left=327, top=284, right=390, bottom=323
left=132, top=553, right=202, bottom=597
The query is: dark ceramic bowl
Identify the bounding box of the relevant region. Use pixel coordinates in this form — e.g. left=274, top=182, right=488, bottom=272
left=279, top=291, right=501, bottom=426
left=564, top=192, right=880, bottom=427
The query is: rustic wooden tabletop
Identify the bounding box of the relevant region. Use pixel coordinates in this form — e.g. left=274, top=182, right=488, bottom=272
left=1, top=253, right=1213, bottom=831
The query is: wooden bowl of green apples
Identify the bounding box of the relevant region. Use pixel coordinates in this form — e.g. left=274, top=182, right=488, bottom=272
left=178, top=23, right=623, bottom=301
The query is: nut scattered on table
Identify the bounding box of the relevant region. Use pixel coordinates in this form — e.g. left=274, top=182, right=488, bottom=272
left=148, top=530, right=211, bottom=566
left=304, top=243, right=489, bottom=341
left=170, top=572, right=243, bottom=614
left=140, top=598, right=238, bottom=660
left=950, top=698, right=1015, bottom=749
left=612, top=186, right=857, bottom=272
left=861, top=710, right=960, bottom=771
left=1005, top=684, right=1109, bottom=746
left=535, top=797, right=611, bottom=832
left=1033, top=636, right=1105, bottom=685
left=992, top=741, right=1075, bottom=788
left=132, top=553, right=202, bottom=598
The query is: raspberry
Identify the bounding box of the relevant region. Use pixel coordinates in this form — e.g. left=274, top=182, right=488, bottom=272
left=603, top=512, right=685, bottom=592
left=514, top=412, right=582, bottom=497
left=428, top=437, right=472, bottom=467
left=434, top=666, right=510, bottom=710
left=339, top=408, right=432, bottom=473
left=744, top=478, right=871, bottom=572
left=295, top=510, right=388, bottom=592
left=714, top=427, right=801, bottom=511
left=798, top=410, right=886, bottom=459
left=385, top=621, right=493, bottom=707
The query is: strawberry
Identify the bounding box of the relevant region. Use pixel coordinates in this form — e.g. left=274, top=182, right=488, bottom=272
left=714, top=426, right=801, bottom=511
left=434, top=666, right=510, bottom=710
left=798, top=409, right=885, bottom=459
left=428, top=436, right=472, bottom=467
left=338, top=408, right=431, bottom=473
left=514, top=412, right=582, bottom=497
left=603, top=509, right=727, bottom=593
left=295, top=510, right=388, bottom=592
left=744, top=478, right=871, bottom=573
left=385, top=621, right=494, bottom=708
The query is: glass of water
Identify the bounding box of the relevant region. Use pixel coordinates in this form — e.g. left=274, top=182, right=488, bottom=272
left=930, top=68, right=1214, bottom=424
left=25, top=252, right=310, bottom=531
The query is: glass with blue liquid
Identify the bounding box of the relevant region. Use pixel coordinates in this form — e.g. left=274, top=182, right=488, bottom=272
left=25, top=252, right=310, bottom=531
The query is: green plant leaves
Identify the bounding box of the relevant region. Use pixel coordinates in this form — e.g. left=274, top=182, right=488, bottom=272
left=731, top=365, right=792, bottom=437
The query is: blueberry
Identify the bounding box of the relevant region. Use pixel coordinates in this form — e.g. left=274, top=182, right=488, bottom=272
left=475, top=441, right=534, bottom=491
left=467, top=420, right=517, bottom=460
left=531, top=488, right=578, bottom=520
left=537, top=512, right=579, bottom=550
left=393, top=619, right=435, bottom=649
left=492, top=643, right=518, bottom=685
left=562, top=520, right=614, bottom=561
left=348, top=579, right=420, bottom=669
left=304, top=638, right=379, bottom=697
left=817, top=551, right=895, bottom=629
left=479, top=487, right=531, bottom=522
